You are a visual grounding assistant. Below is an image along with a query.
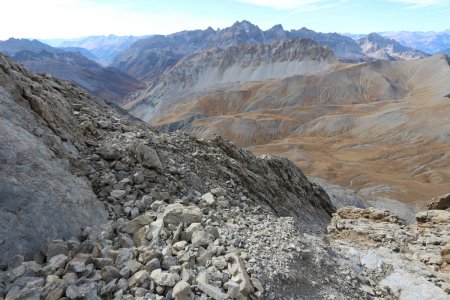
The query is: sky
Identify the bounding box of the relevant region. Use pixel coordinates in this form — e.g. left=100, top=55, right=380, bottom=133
left=1, top=0, right=450, bottom=40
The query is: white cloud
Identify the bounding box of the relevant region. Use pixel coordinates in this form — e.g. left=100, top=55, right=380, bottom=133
left=0, top=0, right=231, bottom=40
left=236, top=0, right=325, bottom=10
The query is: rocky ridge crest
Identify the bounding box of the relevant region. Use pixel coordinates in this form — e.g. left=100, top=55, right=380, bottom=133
left=126, top=39, right=337, bottom=122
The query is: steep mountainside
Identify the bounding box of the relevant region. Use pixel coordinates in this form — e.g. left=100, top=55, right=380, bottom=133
left=357, top=33, right=429, bottom=60
left=13, top=50, right=143, bottom=104
left=145, top=55, right=450, bottom=206
left=1, top=51, right=449, bottom=300
left=112, top=21, right=365, bottom=80
left=0, top=38, right=143, bottom=104
left=46, top=35, right=148, bottom=65
left=0, top=52, right=356, bottom=299
left=126, top=39, right=338, bottom=121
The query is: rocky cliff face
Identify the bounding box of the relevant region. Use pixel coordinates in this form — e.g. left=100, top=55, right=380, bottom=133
left=112, top=20, right=365, bottom=81
left=126, top=39, right=337, bottom=122
left=357, top=33, right=429, bottom=61
left=0, top=54, right=108, bottom=266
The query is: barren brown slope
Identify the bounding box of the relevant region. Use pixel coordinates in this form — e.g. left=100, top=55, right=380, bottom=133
left=150, top=55, right=450, bottom=206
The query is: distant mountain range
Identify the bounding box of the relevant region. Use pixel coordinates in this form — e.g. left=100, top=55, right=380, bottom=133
left=357, top=33, right=429, bottom=61
left=111, top=20, right=366, bottom=81
left=43, top=35, right=150, bottom=65
left=347, top=30, right=450, bottom=55
left=2, top=22, right=449, bottom=105
left=0, top=38, right=143, bottom=103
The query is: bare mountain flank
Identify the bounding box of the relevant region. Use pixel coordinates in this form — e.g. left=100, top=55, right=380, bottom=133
left=0, top=38, right=143, bottom=104
left=141, top=52, right=450, bottom=206
left=125, top=39, right=337, bottom=122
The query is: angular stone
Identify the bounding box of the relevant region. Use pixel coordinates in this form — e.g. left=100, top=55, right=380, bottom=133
left=191, top=230, right=213, bottom=247
left=148, top=219, right=164, bottom=240
left=114, top=248, right=134, bottom=266
left=92, top=258, right=114, bottom=269
left=161, top=256, right=179, bottom=270
left=128, top=270, right=149, bottom=287
left=6, top=265, right=26, bottom=282
left=41, top=254, right=68, bottom=276
left=224, top=280, right=240, bottom=299
left=133, top=171, right=145, bottom=185
left=150, top=269, right=179, bottom=287
left=196, top=272, right=227, bottom=300
left=201, top=193, right=215, bottom=206
left=101, top=266, right=120, bottom=283
left=250, top=277, right=264, bottom=293
left=226, top=252, right=254, bottom=296
left=44, top=279, right=66, bottom=300
left=159, top=204, right=203, bottom=227
left=101, top=279, right=118, bottom=296
left=144, top=258, right=161, bottom=273
left=211, top=256, right=227, bottom=270
left=65, top=254, right=91, bottom=273
left=173, top=241, right=188, bottom=252
left=210, top=187, right=226, bottom=197
left=134, top=142, right=162, bottom=171
left=97, top=146, right=120, bottom=161
left=5, top=287, right=42, bottom=300
left=182, top=223, right=202, bottom=242
left=66, top=283, right=99, bottom=300
left=133, top=225, right=151, bottom=247
left=110, top=190, right=127, bottom=200
left=172, top=280, right=193, bottom=300
left=122, top=212, right=156, bottom=234
left=125, top=259, right=143, bottom=274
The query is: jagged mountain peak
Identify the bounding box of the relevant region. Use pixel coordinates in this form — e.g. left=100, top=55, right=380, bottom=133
left=357, top=32, right=429, bottom=60
left=112, top=21, right=366, bottom=80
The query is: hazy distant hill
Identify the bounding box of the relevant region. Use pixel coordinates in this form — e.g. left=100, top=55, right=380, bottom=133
left=357, top=33, right=429, bottom=60
left=112, top=20, right=366, bottom=81
left=58, top=46, right=98, bottom=61
left=0, top=38, right=55, bottom=55
left=45, top=35, right=149, bottom=65
left=378, top=30, right=450, bottom=54
left=0, top=38, right=142, bottom=103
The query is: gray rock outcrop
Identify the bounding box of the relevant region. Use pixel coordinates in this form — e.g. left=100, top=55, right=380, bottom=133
left=0, top=54, right=107, bottom=266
